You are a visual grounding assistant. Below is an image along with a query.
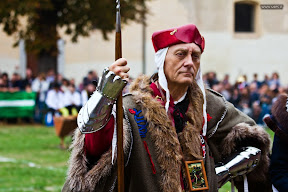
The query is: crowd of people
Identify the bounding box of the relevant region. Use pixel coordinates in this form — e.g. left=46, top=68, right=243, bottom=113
left=0, top=68, right=98, bottom=124
left=0, top=67, right=286, bottom=126
left=204, top=71, right=284, bottom=125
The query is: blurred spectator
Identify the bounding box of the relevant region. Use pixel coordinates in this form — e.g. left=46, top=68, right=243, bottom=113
left=277, top=86, right=287, bottom=98
left=212, top=82, right=230, bottom=100
left=238, top=87, right=252, bottom=116
left=222, top=74, right=231, bottom=87
left=268, top=72, right=280, bottom=92
left=10, top=72, right=22, bottom=92
left=262, top=74, right=270, bottom=85
left=32, top=73, right=50, bottom=123
left=237, top=75, right=248, bottom=90
left=0, top=77, right=7, bottom=92
left=206, top=71, right=219, bottom=88
left=259, top=84, right=272, bottom=106
left=229, top=88, right=241, bottom=108
left=251, top=73, right=261, bottom=88
left=22, top=68, right=34, bottom=90
left=202, top=73, right=208, bottom=85
left=56, top=73, right=64, bottom=85
left=83, top=70, right=99, bottom=87
left=63, top=84, right=81, bottom=115
left=249, top=82, right=259, bottom=107
left=1, top=72, right=9, bottom=91
left=81, top=82, right=96, bottom=106
left=221, top=74, right=232, bottom=101
left=61, top=78, right=70, bottom=93
left=45, top=82, right=64, bottom=116
left=46, top=69, right=56, bottom=84
left=25, top=83, right=32, bottom=92
left=69, top=78, right=76, bottom=87
left=221, top=85, right=231, bottom=101
left=258, top=83, right=272, bottom=124
left=251, top=101, right=263, bottom=125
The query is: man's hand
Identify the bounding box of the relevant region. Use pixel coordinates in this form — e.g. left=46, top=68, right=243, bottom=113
left=78, top=59, right=129, bottom=133
left=109, top=58, right=130, bottom=81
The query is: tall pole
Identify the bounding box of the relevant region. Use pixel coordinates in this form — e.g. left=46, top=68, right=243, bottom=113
left=115, top=1, right=124, bottom=192
left=141, top=0, right=146, bottom=74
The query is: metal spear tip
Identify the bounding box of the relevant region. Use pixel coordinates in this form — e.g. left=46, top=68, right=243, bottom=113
left=116, top=0, right=121, bottom=32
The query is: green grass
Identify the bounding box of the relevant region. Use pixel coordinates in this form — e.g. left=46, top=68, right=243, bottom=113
left=0, top=125, right=274, bottom=192
left=0, top=125, right=71, bottom=192
left=265, top=127, right=274, bottom=142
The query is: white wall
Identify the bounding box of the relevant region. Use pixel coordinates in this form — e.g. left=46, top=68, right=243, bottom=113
left=1, top=0, right=288, bottom=87
left=201, top=32, right=288, bottom=83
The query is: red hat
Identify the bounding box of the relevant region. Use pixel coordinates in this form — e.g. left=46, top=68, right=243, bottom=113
left=152, top=24, right=205, bottom=53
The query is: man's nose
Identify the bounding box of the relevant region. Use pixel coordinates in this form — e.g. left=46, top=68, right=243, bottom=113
left=183, top=55, right=194, bottom=67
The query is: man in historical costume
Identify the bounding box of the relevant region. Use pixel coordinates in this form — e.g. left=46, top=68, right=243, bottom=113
left=62, top=24, right=271, bottom=192
left=264, top=94, right=288, bottom=192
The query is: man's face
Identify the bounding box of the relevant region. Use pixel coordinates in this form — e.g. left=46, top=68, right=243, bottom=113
left=164, top=42, right=201, bottom=87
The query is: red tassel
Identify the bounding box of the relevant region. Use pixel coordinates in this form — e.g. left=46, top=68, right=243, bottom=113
left=143, top=141, right=156, bottom=174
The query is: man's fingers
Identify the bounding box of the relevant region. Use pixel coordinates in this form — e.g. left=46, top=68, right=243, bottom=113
left=114, top=58, right=127, bottom=66
left=120, top=66, right=130, bottom=73
left=111, top=66, right=130, bottom=76
left=109, top=58, right=130, bottom=77
left=119, top=72, right=129, bottom=80
left=109, top=58, right=127, bottom=71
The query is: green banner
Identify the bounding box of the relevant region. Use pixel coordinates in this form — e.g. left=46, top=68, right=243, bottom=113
left=0, top=92, right=37, bottom=118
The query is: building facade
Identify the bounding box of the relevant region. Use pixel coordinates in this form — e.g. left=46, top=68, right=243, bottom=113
left=1, top=0, right=288, bottom=85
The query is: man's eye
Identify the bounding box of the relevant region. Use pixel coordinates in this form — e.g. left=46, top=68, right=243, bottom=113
left=192, top=54, right=199, bottom=59
left=176, top=52, right=185, bottom=56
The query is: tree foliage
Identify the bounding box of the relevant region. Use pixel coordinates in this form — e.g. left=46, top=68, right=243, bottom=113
left=0, top=0, right=148, bottom=55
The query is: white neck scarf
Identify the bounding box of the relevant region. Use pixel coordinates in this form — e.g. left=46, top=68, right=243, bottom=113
left=155, top=47, right=208, bottom=136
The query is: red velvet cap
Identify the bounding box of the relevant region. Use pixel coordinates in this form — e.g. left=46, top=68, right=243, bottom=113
left=152, top=24, right=205, bottom=53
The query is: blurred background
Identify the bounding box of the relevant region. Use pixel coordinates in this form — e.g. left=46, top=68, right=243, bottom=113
left=0, top=0, right=287, bottom=191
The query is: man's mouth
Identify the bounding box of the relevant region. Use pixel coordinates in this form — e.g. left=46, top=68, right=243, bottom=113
left=180, top=71, right=193, bottom=76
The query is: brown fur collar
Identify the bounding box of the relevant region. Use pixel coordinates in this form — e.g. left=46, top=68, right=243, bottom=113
left=66, top=120, right=131, bottom=192
left=221, top=122, right=271, bottom=184
left=130, top=75, right=204, bottom=191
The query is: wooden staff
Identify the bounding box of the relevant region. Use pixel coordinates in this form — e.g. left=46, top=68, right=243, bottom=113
left=115, top=1, right=124, bottom=191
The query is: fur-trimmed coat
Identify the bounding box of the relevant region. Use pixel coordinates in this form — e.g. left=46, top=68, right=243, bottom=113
left=62, top=75, right=271, bottom=192
left=264, top=94, right=288, bottom=191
